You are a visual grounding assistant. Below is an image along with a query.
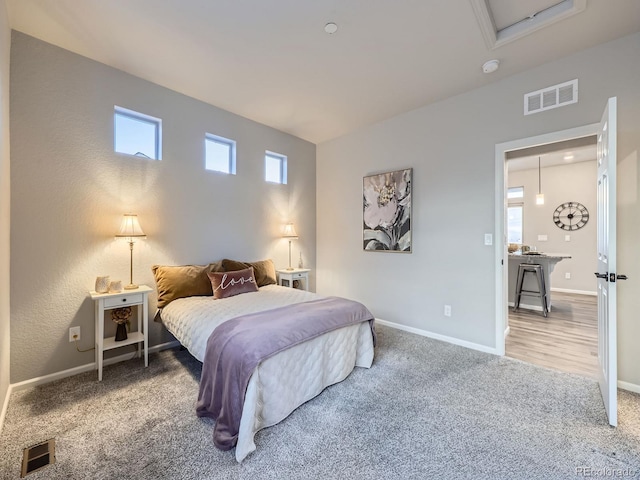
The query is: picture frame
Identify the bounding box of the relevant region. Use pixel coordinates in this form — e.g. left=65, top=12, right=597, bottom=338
left=363, top=168, right=412, bottom=252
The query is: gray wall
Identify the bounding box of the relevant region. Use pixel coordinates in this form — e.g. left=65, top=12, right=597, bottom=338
left=317, top=33, right=640, bottom=386
left=0, top=0, right=10, bottom=416
left=508, top=161, right=597, bottom=293
left=10, top=32, right=316, bottom=383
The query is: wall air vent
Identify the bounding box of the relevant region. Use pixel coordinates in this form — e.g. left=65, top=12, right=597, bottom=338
left=524, top=79, right=578, bottom=115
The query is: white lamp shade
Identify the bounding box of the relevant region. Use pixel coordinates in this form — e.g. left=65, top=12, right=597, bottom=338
left=115, top=214, right=146, bottom=239
left=536, top=193, right=545, bottom=205
left=282, top=223, right=298, bottom=239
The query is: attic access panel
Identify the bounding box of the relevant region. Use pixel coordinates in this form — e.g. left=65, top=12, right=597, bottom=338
left=488, top=0, right=565, bottom=31
left=470, top=0, right=586, bottom=49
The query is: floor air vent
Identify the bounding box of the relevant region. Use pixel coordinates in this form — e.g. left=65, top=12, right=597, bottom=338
left=21, top=439, right=55, bottom=477
left=524, top=79, right=578, bottom=115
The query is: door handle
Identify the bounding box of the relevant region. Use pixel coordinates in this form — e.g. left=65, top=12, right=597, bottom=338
left=595, top=272, right=629, bottom=282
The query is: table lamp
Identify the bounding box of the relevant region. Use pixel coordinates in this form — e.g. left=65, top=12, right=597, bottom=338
left=115, top=213, right=146, bottom=290
left=282, top=223, right=298, bottom=271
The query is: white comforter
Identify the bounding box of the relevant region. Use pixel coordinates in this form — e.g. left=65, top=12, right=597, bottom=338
left=161, top=285, right=375, bottom=461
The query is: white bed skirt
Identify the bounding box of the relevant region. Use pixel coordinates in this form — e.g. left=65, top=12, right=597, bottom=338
left=237, top=321, right=374, bottom=462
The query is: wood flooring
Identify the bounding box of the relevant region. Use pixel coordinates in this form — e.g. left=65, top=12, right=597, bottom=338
left=506, top=292, right=598, bottom=379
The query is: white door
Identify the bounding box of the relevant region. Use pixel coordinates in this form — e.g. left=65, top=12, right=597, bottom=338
left=595, top=97, right=618, bottom=427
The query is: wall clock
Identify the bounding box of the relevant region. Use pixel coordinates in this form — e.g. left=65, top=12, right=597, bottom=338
left=553, top=202, right=589, bottom=231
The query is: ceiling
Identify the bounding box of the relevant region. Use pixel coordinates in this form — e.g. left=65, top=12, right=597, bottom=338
left=6, top=0, right=640, bottom=144
left=507, top=143, right=596, bottom=172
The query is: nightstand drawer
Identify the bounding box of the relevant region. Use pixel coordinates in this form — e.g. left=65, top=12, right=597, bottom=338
left=104, top=293, right=143, bottom=308
left=292, top=272, right=305, bottom=279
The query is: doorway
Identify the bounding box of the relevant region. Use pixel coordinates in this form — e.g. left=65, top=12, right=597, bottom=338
left=494, top=123, right=601, bottom=357
left=504, top=138, right=598, bottom=378
left=495, top=98, right=620, bottom=427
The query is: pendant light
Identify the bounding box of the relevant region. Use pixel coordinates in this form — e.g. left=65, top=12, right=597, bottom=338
left=536, top=156, right=545, bottom=205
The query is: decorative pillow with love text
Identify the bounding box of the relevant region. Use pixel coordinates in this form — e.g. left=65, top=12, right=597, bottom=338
left=207, top=267, right=259, bottom=300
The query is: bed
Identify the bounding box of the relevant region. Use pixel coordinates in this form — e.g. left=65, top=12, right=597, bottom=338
left=155, top=261, right=375, bottom=462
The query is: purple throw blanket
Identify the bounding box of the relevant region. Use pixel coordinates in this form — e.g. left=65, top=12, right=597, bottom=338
left=195, top=296, right=376, bottom=450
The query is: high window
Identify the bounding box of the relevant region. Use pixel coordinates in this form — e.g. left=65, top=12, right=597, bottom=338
left=265, top=151, right=287, bottom=184
left=205, top=134, right=236, bottom=174
left=114, top=106, right=162, bottom=160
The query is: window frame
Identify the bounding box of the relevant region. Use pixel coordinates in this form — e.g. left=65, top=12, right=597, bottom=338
left=507, top=186, right=524, bottom=199
left=205, top=133, right=237, bottom=174
left=507, top=203, right=524, bottom=245
left=265, top=150, right=288, bottom=184
left=114, top=106, right=162, bottom=160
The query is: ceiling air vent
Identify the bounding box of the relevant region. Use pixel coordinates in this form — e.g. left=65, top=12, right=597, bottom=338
left=524, top=79, right=578, bottom=115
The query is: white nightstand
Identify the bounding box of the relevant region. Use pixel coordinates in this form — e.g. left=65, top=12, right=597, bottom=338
left=277, top=268, right=311, bottom=291
left=89, top=285, right=152, bottom=381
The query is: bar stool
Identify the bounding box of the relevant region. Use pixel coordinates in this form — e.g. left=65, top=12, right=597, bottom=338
left=513, top=263, right=548, bottom=317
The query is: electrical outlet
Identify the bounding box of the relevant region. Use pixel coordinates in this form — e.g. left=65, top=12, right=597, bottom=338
left=565, top=235, right=571, bottom=242
left=444, top=305, right=452, bottom=317
left=484, top=234, right=492, bottom=246
left=69, top=326, right=80, bottom=342
left=565, top=272, right=571, bottom=279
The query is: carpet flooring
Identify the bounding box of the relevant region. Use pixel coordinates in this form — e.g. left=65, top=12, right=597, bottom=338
left=1, top=325, right=639, bottom=479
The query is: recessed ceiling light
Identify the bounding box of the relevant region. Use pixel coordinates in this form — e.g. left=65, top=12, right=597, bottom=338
left=564, top=153, right=574, bottom=160
left=324, top=22, right=338, bottom=34
left=482, top=59, right=500, bottom=73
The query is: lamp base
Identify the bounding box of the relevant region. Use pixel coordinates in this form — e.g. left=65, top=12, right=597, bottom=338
left=124, top=284, right=139, bottom=290
left=285, top=267, right=294, bottom=271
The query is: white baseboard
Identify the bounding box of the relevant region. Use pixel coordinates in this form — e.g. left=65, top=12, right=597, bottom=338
left=618, top=380, right=640, bottom=394
left=550, top=287, right=597, bottom=296
left=0, top=383, right=11, bottom=435
left=504, top=326, right=511, bottom=339
left=375, top=318, right=498, bottom=355
left=9, top=340, right=180, bottom=394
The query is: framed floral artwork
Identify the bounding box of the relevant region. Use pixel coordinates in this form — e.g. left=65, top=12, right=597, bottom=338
left=363, top=168, right=412, bottom=252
